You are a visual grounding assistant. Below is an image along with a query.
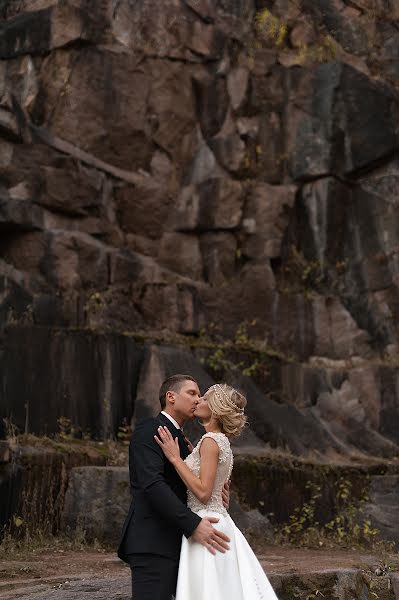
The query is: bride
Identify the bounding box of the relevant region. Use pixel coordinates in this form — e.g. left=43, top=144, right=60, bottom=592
left=155, top=383, right=279, bottom=600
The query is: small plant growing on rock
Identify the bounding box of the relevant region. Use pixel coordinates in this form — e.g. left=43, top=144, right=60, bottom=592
left=281, top=246, right=349, bottom=296
left=275, top=477, right=384, bottom=550
left=305, top=591, right=325, bottom=600
left=5, top=304, right=34, bottom=326
left=117, top=419, right=132, bottom=444
left=57, top=416, right=73, bottom=441
left=251, top=7, right=337, bottom=66
left=255, top=9, right=288, bottom=47
left=296, top=35, right=337, bottom=65
left=200, top=320, right=289, bottom=378
left=279, top=481, right=322, bottom=544
left=234, top=320, right=257, bottom=347
left=205, top=348, right=242, bottom=375
left=3, top=417, right=19, bottom=444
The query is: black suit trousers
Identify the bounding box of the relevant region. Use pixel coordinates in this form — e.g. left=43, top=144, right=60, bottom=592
left=128, top=553, right=179, bottom=600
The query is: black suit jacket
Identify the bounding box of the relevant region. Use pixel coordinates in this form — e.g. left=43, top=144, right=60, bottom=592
left=118, top=413, right=201, bottom=562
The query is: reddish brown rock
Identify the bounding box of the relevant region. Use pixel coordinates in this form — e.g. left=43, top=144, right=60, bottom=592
left=183, top=0, right=215, bottom=22
left=1, top=0, right=399, bottom=462
left=289, top=20, right=316, bottom=48
left=209, top=112, right=246, bottom=173
left=312, top=296, right=372, bottom=359
left=115, top=181, right=172, bottom=240
left=194, top=72, right=229, bottom=139
left=158, top=232, right=203, bottom=280
left=174, top=178, right=243, bottom=231
left=40, top=48, right=153, bottom=171
left=200, top=232, right=237, bottom=285
left=0, top=3, right=107, bottom=59
left=287, top=63, right=399, bottom=180
left=2, top=231, right=47, bottom=275
left=138, top=282, right=204, bottom=334
left=242, top=183, right=297, bottom=259
left=227, top=67, right=249, bottom=112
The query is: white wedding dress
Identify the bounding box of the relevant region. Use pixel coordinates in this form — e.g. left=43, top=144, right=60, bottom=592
left=175, top=432, right=279, bottom=600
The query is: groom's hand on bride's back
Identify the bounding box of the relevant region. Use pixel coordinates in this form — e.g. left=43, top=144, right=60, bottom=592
left=182, top=434, right=194, bottom=453
left=222, top=480, right=230, bottom=509
left=191, top=517, right=230, bottom=555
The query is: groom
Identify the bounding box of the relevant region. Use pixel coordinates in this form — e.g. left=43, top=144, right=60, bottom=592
left=118, top=374, right=230, bottom=600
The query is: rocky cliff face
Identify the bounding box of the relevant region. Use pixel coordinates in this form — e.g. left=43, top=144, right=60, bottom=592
left=1, top=0, right=399, bottom=458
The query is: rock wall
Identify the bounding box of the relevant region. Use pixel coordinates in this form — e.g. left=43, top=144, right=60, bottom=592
left=1, top=326, right=145, bottom=438
left=1, top=0, right=399, bottom=458
left=61, top=459, right=399, bottom=546
left=0, top=439, right=106, bottom=536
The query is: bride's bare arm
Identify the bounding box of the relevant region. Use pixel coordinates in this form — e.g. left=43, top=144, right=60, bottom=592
left=155, top=426, right=219, bottom=504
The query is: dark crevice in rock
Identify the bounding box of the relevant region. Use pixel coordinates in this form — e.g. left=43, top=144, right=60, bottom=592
left=346, top=149, right=399, bottom=180
left=270, top=256, right=282, bottom=274
left=51, top=37, right=97, bottom=53
left=35, top=202, right=88, bottom=220
left=183, top=0, right=215, bottom=24
left=293, top=171, right=335, bottom=184
left=0, top=8, right=51, bottom=59
left=340, top=294, right=392, bottom=353
left=29, top=124, right=152, bottom=186
left=142, top=53, right=218, bottom=64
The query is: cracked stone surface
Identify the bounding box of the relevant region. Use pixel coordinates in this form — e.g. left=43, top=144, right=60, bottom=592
left=0, top=548, right=398, bottom=600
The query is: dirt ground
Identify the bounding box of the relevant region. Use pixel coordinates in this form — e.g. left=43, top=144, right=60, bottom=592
left=0, top=546, right=389, bottom=599
left=0, top=549, right=127, bottom=597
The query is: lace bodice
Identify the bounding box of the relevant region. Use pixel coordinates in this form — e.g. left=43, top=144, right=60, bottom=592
left=184, top=432, right=233, bottom=516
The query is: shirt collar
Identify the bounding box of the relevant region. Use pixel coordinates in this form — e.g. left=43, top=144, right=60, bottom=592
left=161, top=411, right=181, bottom=430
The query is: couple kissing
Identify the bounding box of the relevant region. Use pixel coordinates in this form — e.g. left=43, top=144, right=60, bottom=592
left=118, top=374, right=279, bottom=600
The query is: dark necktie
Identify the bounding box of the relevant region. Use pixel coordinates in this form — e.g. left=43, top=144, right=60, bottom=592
left=176, top=429, right=189, bottom=458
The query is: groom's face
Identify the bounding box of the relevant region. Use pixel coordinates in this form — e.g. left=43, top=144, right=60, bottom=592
left=171, top=380, right=201, bottom=421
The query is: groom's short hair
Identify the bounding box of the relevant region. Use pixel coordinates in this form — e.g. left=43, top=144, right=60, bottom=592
left=159, top=374, right=198, bottom=409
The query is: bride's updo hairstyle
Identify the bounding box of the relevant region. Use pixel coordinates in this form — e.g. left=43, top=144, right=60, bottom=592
left=205, top=383, right=247, bottom=437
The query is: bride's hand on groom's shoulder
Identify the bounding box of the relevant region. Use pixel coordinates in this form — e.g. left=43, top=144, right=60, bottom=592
left=154, top=426, right=181, bottom=464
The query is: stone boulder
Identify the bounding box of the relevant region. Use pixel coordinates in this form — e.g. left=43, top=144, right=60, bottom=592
left=363, top=475, right=399, bottom=544
left=61, top=465, right=273, bottom=546
left=62, top=466, right=130, bottom=545
left=61, top=459, right=399, bottom=549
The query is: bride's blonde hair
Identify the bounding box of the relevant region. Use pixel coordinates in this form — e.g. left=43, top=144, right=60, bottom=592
left=205, top=383, right=247, bottom=437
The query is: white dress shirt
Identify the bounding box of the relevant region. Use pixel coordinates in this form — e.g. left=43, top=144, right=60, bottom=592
left=161, top=411, right=181, bottom=430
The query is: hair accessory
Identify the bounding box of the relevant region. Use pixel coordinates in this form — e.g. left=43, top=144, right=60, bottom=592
left=210, top=383, right=245, bottom=413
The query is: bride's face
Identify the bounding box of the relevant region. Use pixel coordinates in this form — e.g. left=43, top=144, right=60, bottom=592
left=194, top=395, right=212, bottom=420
